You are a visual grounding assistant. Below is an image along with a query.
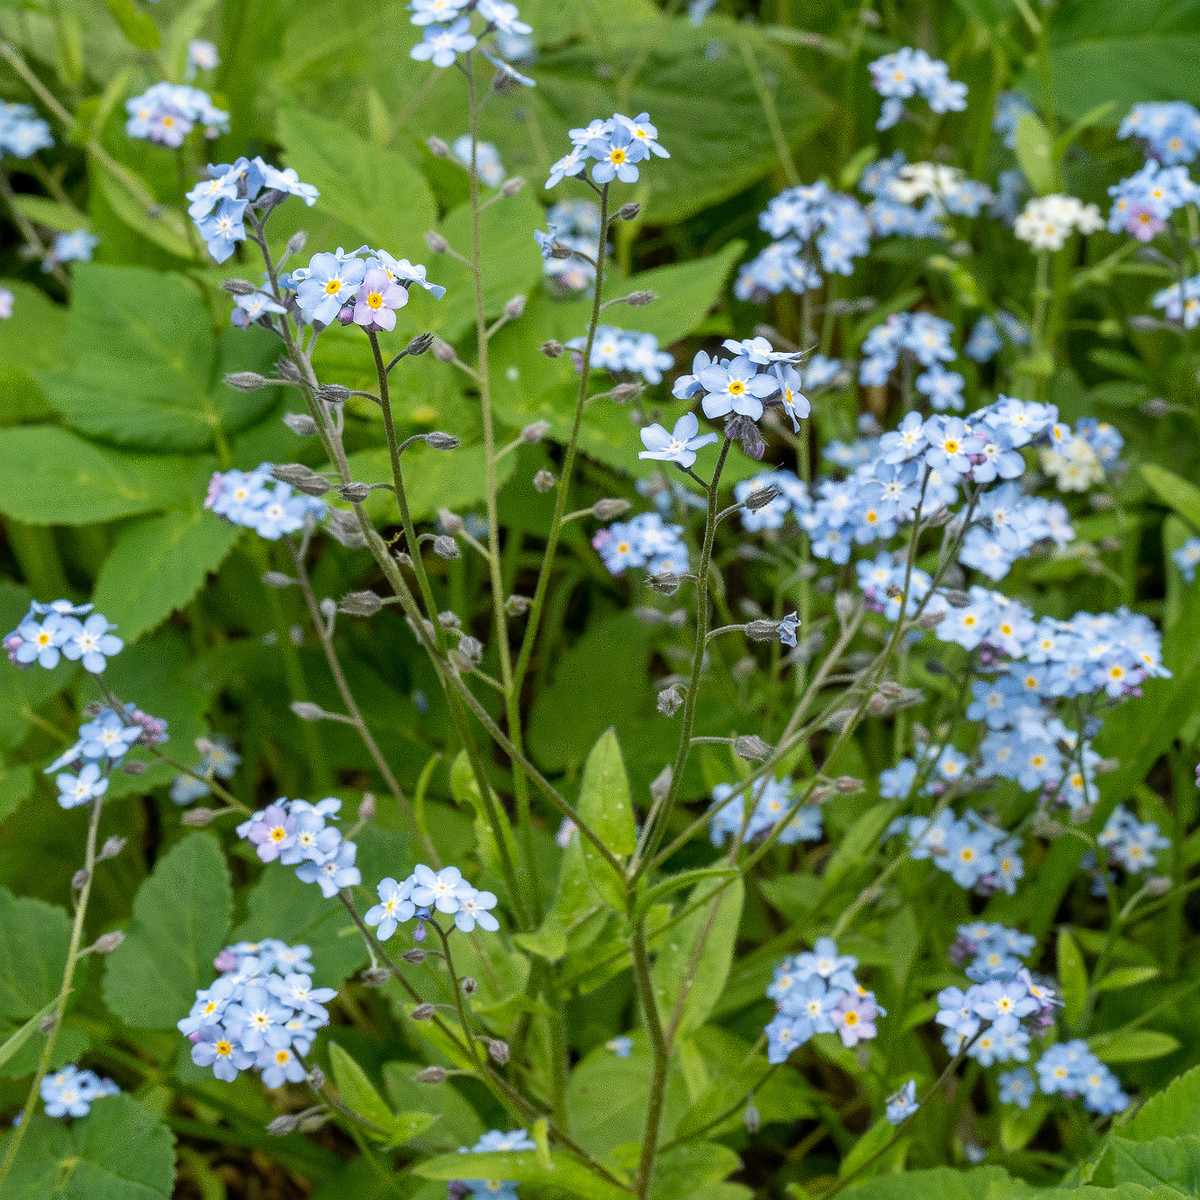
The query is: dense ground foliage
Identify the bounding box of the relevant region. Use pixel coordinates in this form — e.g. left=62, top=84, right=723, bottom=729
left=2, top=1, right=1200, bottom=1198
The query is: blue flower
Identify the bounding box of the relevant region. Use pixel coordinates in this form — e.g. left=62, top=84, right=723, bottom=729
left=58, top=612, right=123, bottom=673
left=365, top=876, right=417, bottom=940
left=998, top=1067, right=1034, bottom=1108
left=606, top=1036, right=634, bottom=1057
left=40, top=1065, right=118, bottom=1118
left=588, top=123, right=648, bottom=185
left=195, top=199, right=247, bottom=264
left=257, top=1044, right=307, bottom=1088
left=45, top=230, right=98, bottom=271
left=885, top=1079, right=918, bottom=1124
left=296, top=837, right=362, bottom=898
left=638, top=412, right=718, bottom=468
left=411, top=863, right=471, bottom=913
left=295, top=252, right=367, bottom=324
left=411, top=18, right=477, bottom=68
left=697, top=354, right=777, bottom=420
left=454, top=887, right=500, bottom=932
left=78, top=710, right=142, bottom=761
left=56, top=762, right=109, bottom=810
left=192, top=1024, right=256, bottom=1082
left=778, top=612, right=800, bottom=647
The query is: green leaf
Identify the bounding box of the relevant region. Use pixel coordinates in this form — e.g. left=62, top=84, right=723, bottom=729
left=1056, top=928, right=1087, bottom=1029
left=575, top=728, right=635, bottom=912
left=105, top=0, right=161, bottom=49
left=0, top=282, right=65, bottom=426
left=414, top=1149, right=631, bottom=1200
left=382, top=1061, right=484, bottom=1151
left=1096, top=965, right=1160, bottom=992
left=0, top=886, right=72, bottom=1022
left=0, top=763, right=33, bottom=825
left=1014, top=112, right=1055, bottom=195
left=10, top=194, right=89, bottom=234
left=0, top=1094, right=175, bottom=1199
left=91, top=508, right=241, bottom=644
left=821, top=802, right=899, bottom=893
left=103, top=832, right=233, bottom=1030
left=1089, top=1029, right=1181, bottom=1064
left=36, top=264, right=277, bottom=452
left=90, top=155, right=195, bottom=260
left=650, top=1142, right=740, bottom=1200
left=0, top=995, right=63, bottom=1071
left=1143, top=463, right=1200, bottom=532
left=650, top=877, right=743, bottom=1038
left=278, top=106, right=437, bottom=267
left=636, top=868, right=740, bottom=922
left=1123, top=1063, right=1200, bottom=1140
left=1108, top=1135, right=1200, bottom=1193
left=0, top=427, right=205, bottom=524
left=328, top=1042, right=415, bottom=1142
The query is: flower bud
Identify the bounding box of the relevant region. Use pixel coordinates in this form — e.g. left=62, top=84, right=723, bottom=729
left=426, top=231, right=450, bottom=254
left=40, top=1012, right=58, bottom=1034
left=503, top=294, right=527, bottom=320
left=99, top=835, right=126, bottom=861
left=506, top=594, right=531, bottom=616
left=460, top=976, right=476, bottom=995
left=834, top=775, right=863, bottom=795
left=1147, top=875, right=1172, bottom=896
left=501, top=176, right=525, bottom=197
left=222, top=278, right=258, bottom=295
left=403, top=948, right=427, bottom=963
left=456, top=636, right=483, bottom=667
left=533, top=469, right=555, bottom=493
left=291, top=701, right=326, bottom=721
left=1141, top=397, right=1170, bottom=418
left=593, top=498, right=631, bottom=519
left=432, top=337, right=456, bottom=363
left=122, top=760, right=147, bottom=775
left=327, top=508, right=368, bottom=549
left=626, top=290, right=656, bottom=307
left=182, top=806, right=216, bottom=826
left=617, top=201, right=641, bottom=221
left=407, top=332, right=435, bottom=357
left=734, top=735, right=772, bottom=762
left=657, top=686, right=683, bottom=716
left=744, top=1101, right=761, bottom=1133
left=743, top=486, right=780, bottom=512
left=284, top=229, right=308, bottom=258
left=427, top=135, right=450, bottom=158
left=72, top=869, right=90, bottom=890
left=746, top=619, right=780, bottom=641
left=358, top=792, right=376, bottom=822
left=520, top=420, right=551, bottom=444
left=433, top=534, right=461, bottom=560
left=650, top=764, right=673, bottom=804
left=318, top=383, right=350, bottom=404
left=488, top=1039, right=510, bottom=1065
left=335, top=482, right=369, bottom=503
left=307, top=1066, right=325, bottom=1090
left=611, top=382, right=642, bottom=403
left=541, top=339, right=564, bottom=358
left=438, top=508, right=464, bottom=534
left=90, top=930, right=124, bottom=954
left=438, top=611, right=462, bottom=628
left=412, top=1003, right=436, bottom=1020
left=361, top=967, right=391, bottom=987
left=424, top=431, right=460, bottom=450
left=226, top=370, right=269, bottom=391
left=297, top=1110, right=329, bottom=1132
left=415, top=1066, right=447, bottom=1083
left=283, top=412, right=319, bottom=436
left=916, top=610, right=945, bottom=629
left=267, top=1114, right=299, bottom=1136
left=868, top=692, right=890, bottom=714
left=648, top=571, right=680, bottom=595
left=261, top=571, right=293, bottom=589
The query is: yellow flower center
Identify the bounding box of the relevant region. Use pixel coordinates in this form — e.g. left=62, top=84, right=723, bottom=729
left=325, top=279, right=342, bottom=295
left=216, top=1040, right=232, bottom=1056
left=844, top=1011, right=858, bottom=1025
left=728, top=380, right=746, bottom=395
left=610, top=148, right=626, bottom=164
left=944, top=439, right=959, bottom=453
left=366, top=291, right=384, bottom=309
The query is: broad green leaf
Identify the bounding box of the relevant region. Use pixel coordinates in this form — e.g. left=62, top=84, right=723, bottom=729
left=649, top=1142, right=741, bottom=1200
left=0, top=886, right=72, bottom=1022
left=103, top=832, right=233, bottom=1030
left=821, top=802, right=899, bottom=893
left=839, top=1116, right=899, bottom=1181
left=0, top=282, right=65, bottom=426
left=1108, top=1135, right=1200, bottom=1193
left=90, top=155, right=196, bottom=259
left=0, top=1094, right=175, bottom=1199
left=1089, top=1029, right=1181, bottom=1064
left=1056, top=928, right=1087, bottom=1029
left=414, top=1149, right=631, bottom=1200
left=10, top=195, right=89, bottom=234
left=1096, top=966, right=1160, bottom=992
left=1014, top=113, right=1055, bottom=195
left=278, top=106, right=437, bottom=267
left=105, top=0, right=161, bottom=49
left=0, top=763, right=33, bottom=825
left=91, top=508, right=241, bottom=644
left=382, top=1060, right=484, bottom=1151
left=231, top=866, right=368, bottom=988
left=575, top=728, right=634, bottom=911
left=0, top=996, right=62, bottom=1071
left=839, top=1165, right=1034, bottom=1199
left=650, top=877, right=743, bottom=1038
left=1123, top=1063, right=1200, bottom=1141
left=1143, top=463, right=1200, bottom=532
left=36, top=264, right=277, bottom=452
left=328, top=1042, right=409, bottom=1141
left=0, top=427, right=205, bottom=524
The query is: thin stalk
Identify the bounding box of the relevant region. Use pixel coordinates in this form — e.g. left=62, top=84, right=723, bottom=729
left=631, top=923, right=670, bottom=1199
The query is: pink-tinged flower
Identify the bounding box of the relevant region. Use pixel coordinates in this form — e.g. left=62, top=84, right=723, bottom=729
left=204, top=472, right=225, bottom=509
left=832, top=991, right=880, bottom=1047
left=352, top=267, right=408, bottom=332
left=1125, top=204, right=1165, bottom=242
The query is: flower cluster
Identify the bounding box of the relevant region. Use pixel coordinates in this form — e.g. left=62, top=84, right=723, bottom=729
left=180, top=940, right=335, bottom=1085
left=547, top=112, right=668, bottom=189
left=287, top=246, right=444, bottom=327
left=765, top=938, right=883, bottom=1063
left=185, top=155, right=319, bottom=263
left=734, top=182, right=871, bottom=299
left=1107, top=161, right=1200, bottom=242
left=1173, top=534, right=1200, bottom=582
left=366, top=864, right=500, bottom=937
left=0, top=101, right=52, bottom=158
left=673, top=343, right=810, bottom=429
left=452, top=135, right=506, bottom=187
left=965, top=311, right=1029, bottom=362
left=1041, top=417, right=1124, bottom=493
left=889, top=805, right=1023, bottom=894
left=4, top=599, right=122, bottom=673
left=237, top=798, right=362, bottom=898
left=170, top=735, right=241, bottom=805
left=205, top=464, right=327, bottom=540
left=858, top=312, right=964, bottom=409
left=869, top=47, right=967, bottom=130
left=1152, top=274, right=1200, bottom=329
left=1119, top=101, right=1200, bottom=165
left=409, top=0, right=533, bottom=85
left=861, top=154, right=991, bottom=240
left=1014, top=195, right=1103, bottom=251
left=1095, top=804, right=1170, bottom=875
left=39, top=1064, right=119, bottom=1118
left=1035, top=1041, right=1129, bottom=1114
left=536, top=198, right=603, bottom=293
left=47, top=703, right=166, bottom=809
left=454, top=1129, right=537, bottom=1199
left=992, top=91, right=1035, bottom=149
left=124, top=82, right=229, bottom=147
left=638, top=412, right=718, bottom=469
left=593, top=511, right=689, bottom=577
left=708, top=775, right=823, bottom=847
left=567, top=325, right=674, bottom=385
